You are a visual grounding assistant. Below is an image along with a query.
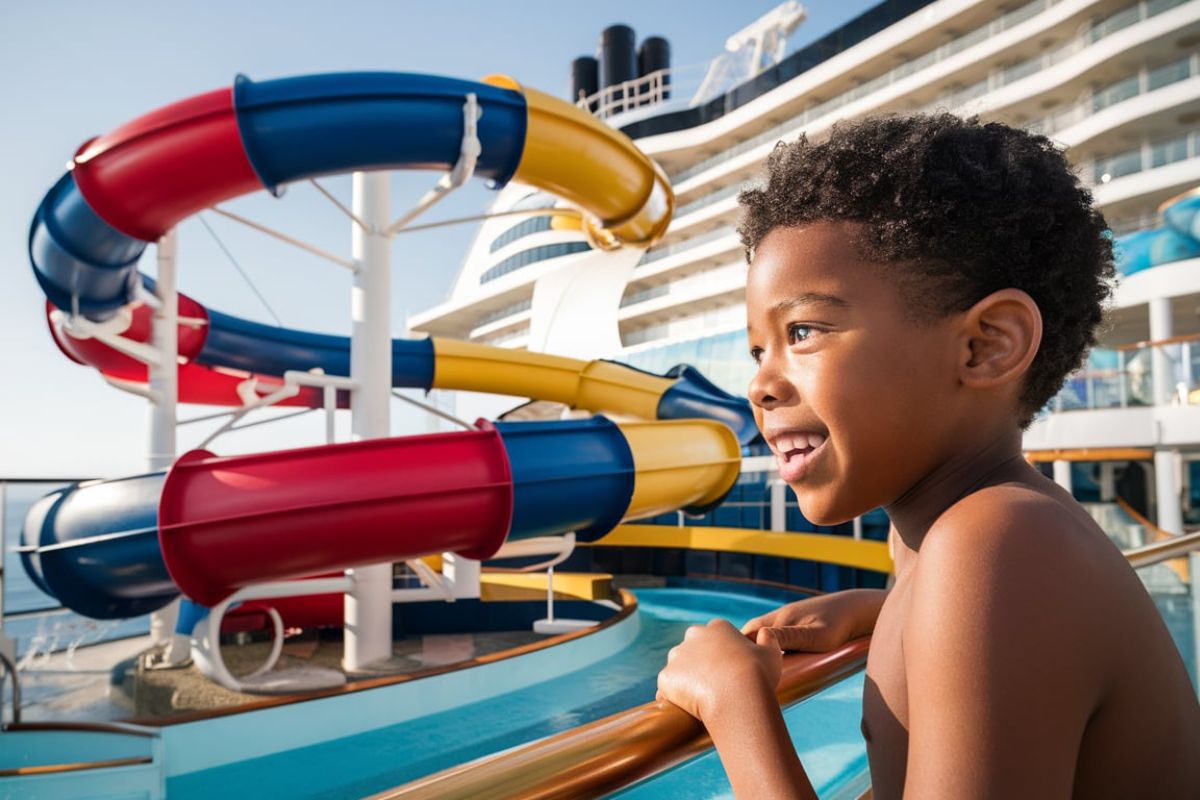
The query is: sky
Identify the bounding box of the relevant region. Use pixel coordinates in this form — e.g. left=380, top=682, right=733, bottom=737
left=0, top=0, right=879, bottom=478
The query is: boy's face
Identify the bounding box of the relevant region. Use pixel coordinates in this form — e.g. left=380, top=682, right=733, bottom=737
left=746, top=221, right=963, bottom=525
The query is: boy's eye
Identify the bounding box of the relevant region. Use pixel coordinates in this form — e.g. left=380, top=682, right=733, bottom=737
left=749, top=346, right=764, bottom=365
left=788, top=324, right=814, bottom=344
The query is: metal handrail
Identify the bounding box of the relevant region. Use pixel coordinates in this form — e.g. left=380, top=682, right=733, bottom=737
left=1125, top=529, right=1200, bottom=569
left=367, top=637, right=870, bottom=799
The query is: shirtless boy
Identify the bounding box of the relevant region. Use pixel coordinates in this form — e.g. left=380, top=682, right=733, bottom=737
left=655, top=113, right=1200, bottom=798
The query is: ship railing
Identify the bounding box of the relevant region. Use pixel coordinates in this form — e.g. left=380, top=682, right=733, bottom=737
left=669, top=0, right=1188, bottom=191
left=367, top=521, right=1200, bottom=797
left=576, top=63, right=709, bottom=121
left=637, top=224, right=737, bottom=266
left=1026, top=51, right=1200, bottom=139
left=1050, top=332, right=1200, bottom=413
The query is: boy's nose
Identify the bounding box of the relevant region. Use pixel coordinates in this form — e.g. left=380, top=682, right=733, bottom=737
left=748, top=358, right=794, bottom=410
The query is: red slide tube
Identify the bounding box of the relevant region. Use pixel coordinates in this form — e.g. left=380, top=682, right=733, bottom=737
left=158, top=427, right=513, bottom=607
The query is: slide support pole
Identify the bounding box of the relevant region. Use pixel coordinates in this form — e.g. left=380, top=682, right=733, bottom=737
left=345, top=171, right=395, bottom=672
left=148, top=229, right=187, bottom=662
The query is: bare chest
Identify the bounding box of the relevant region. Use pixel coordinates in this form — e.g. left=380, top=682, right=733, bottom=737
left=861, top=580, right=912, bottom=800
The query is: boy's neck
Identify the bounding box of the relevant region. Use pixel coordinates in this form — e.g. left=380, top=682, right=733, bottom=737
left=885, top=422, right=1032, bottom=553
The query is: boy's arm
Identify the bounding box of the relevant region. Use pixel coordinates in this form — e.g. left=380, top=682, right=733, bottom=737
left=656, top=620, right=819, bottom=800
left=742, top=588, right=888, bottom=651
left=705, top=679, right=819, bottom=800
left=902, top=497, right=1100, bottom=798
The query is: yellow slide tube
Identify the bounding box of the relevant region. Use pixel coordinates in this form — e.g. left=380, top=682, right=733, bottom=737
left=617, top=420, right=741, bottom=520
left=432, top=338, right=673, bottom=420
left=484, top=75, right=674, bottom=250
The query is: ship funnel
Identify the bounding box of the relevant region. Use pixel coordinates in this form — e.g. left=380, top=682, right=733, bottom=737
left=637, top=36, right=671, bottom=101
left=571, top=56, right=599, bottom=110
left=599, top=24, right=637, bottom=103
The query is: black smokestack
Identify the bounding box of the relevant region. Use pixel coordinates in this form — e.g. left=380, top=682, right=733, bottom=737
left=600, top=24, right=637, bottom=104
left=638, top=36, right=671, bottom=101
left=571, top=56, right=600, bottom=110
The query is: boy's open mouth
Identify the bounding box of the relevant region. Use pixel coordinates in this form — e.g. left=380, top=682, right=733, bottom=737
left=768, top=430, right=828, bottom=483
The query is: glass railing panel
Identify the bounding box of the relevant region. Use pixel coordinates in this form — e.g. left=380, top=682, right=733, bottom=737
left=1093, top=74, right=1141, bottom=112
left=1091, top=4, right=1143, bottom=43
left=475, top=298, right=532, bottom=328
left=675, top=183, right=745, bottom=218
left=639, top=225, right=737, bottom=266
left=1148, top=56, right=1193, bottom=91
left=1049, top=337, right=1200, bottom=413
left=1151, top=134, right=1191, bottom=168
left=1134, top=555, right=1197, bottom=694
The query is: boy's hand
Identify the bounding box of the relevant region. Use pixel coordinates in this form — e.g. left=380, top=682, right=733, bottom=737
left=655, top=618, right=783, bottom=723
left=740, top=589, right=887, bottom=652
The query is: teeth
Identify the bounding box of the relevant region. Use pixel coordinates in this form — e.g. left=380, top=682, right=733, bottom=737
left=774, top=432, right=826, bottom=454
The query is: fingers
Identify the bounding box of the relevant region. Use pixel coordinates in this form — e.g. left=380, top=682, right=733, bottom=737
left=756, top=627, right=782, bottom=652
left=756, top=623, right=834, bottom=652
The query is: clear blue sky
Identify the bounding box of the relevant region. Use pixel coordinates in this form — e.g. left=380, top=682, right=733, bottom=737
left=0, top=1, right=878, bottom=478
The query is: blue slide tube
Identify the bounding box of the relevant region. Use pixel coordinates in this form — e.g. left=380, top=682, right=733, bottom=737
left=233, top=72, right=526, bottom=193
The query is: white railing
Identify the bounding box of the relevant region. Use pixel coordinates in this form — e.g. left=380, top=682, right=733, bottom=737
left=670, top=0, right=1188, bottom=189
left=577, top=63, right=710, bottom=120
left=1083, top=128, right=1200, bottom=186
left=639, top=225, right=737, bottom=266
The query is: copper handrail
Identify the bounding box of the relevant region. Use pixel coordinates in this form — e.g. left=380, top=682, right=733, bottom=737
left=1113, top=497, right=1192, bottom=581
left=1125, top=529, right=1200, bottom=569
left=366, top=522, right=1200, bottom=799
left=1114, top=330, right=1200, bottom=352
left=0, top=756, right=153, bottom=778
left=367, top=637, right=871, bottom=799
left=0, top=720, right=159, bottom=778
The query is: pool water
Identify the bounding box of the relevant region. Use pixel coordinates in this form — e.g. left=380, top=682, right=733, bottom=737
left=167, top=585, right=868, bottom=799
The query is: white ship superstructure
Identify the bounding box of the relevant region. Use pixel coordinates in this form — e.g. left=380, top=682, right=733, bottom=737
left=412, top=0, right=1200, bottom=535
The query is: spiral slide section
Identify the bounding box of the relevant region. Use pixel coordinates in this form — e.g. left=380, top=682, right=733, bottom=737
left=22, top=71, right=750, bottom=621
left=24, top=417, right=739, bottom=617
left=33, top=71, right=754, bottom=440
left=1114, top=191, right=1200, bottom=275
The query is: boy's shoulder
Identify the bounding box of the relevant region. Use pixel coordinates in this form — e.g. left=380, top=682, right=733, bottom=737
left=903, top=478, right=1119, bottom=680
left=914, top=478, right=1108, bottom=593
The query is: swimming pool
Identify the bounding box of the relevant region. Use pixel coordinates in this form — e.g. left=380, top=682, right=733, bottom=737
left=167, top=584, right=869, bottom=798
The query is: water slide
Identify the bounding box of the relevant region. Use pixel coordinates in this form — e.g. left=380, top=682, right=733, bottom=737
left=1114, top=190, right=1200, bottom=275
left=22, top=71, right=755, bottom=622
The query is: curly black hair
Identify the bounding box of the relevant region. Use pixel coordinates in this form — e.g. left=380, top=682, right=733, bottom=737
left=738, top=112, right=1114, bottom=426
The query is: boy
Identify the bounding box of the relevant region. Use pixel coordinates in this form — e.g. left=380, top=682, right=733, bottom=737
left=655, top=114, right=1200, bottom=798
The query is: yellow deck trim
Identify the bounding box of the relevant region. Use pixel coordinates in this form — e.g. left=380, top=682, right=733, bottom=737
left=480, top=571, right=613, bottom=601
left=588, top=524, right=894, bottom=574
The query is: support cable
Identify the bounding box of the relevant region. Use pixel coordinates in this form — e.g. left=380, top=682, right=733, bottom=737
left=198, top=214, right=285, bottom=327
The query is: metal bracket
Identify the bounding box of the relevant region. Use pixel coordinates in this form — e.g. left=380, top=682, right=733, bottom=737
left=384, top=93, right=481, bottom=236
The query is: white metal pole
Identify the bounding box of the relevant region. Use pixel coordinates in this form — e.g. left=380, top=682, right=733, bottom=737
left=148, top=230, right=185, bottom=659
left=1052, top=459, right=1073, bottom=495
left=345, top=171, right=394, bottom=672
left=770, top=479, right=787, bottom=532
left=1154, top=448, right=1184, bottom=535
left=1149, top=297, right=1174, bottom=406
left=148, top=229, right=178, bottom=471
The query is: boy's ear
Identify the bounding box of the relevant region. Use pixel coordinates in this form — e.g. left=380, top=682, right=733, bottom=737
left=956, top=288, right=1042, bottom=392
